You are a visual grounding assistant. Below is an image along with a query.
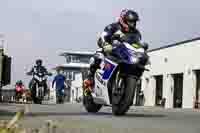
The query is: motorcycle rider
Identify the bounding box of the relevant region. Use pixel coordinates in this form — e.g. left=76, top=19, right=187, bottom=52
left=83, top=9, right=149, bottom=91
left=15, top=80, right=24, bottom=91
left=27, top=59, right=49, bottom=96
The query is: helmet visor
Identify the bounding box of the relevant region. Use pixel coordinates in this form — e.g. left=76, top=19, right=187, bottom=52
left=126, top=13, right=138, bottom=28
left=127, top=20, right=136, bottom=28
left=36, top=61, right=42, bottom=66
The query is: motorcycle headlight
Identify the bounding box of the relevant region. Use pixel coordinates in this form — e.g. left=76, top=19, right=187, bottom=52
left=131, top=57, right=139, bottom=64
left=34, top=75, right=39, bottom=80
left=129, top=51, right=140, bottom=64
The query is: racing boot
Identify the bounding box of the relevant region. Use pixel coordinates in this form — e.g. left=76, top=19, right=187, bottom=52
left=83, top=78, right=94, bottom=95
left=83, top=71, right=95, bottom=96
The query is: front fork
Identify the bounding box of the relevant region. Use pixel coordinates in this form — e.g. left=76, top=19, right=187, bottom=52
left=36, top=83, right=45, bottom=98
left=113, top=71, right=124, bottom=98
left=36, top=84, right=38, bottom=97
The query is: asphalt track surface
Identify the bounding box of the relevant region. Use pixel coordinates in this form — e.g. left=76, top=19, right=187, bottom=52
left=0, top=103, right=200, bottom=133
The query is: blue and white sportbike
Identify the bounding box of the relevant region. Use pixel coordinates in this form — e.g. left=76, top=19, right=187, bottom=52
left=83, top=33, right=150, bottom=116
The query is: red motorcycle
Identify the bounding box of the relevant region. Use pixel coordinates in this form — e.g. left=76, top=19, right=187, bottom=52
left=15, top=81, right=25, bottom=101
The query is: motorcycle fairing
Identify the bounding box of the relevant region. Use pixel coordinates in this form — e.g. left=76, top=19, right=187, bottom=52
left=94, top=58, right=118, bottom=105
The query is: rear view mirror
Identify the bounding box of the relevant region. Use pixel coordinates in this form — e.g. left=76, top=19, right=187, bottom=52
left=142, top=42, right=149, bottom=50
left=48, top=73, right=53, bottom=76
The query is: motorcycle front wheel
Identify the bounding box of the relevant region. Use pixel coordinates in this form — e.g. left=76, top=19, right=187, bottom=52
left=112, top=76, right=137, bottom=116
left=31, top=88, right=43, bottom=104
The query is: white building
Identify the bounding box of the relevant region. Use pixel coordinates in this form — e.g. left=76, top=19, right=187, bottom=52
left=142, top=37, right=200, bottom=109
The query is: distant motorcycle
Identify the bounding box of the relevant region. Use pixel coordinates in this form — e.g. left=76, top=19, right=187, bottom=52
left=27, top=72, right=52, bottom=104
left=15, top=84, right=24, bottom=101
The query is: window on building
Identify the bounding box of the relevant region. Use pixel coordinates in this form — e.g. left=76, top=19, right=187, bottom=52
left=195, top=70, right=200, bottom=108
left=81, top=57, right=91, bottom=63
left=72, top=90, right=74, bottom=100
left=72, top=56, right=80, bottom=63
left=76, top=88, right=78, bottom=99
left=66, top=56, right=71, bottom=63
left=155, top=75, right=163, bottom=106
left=66, top=72, right=74, bottom=80
left=173, top=73, right=183, bottom=108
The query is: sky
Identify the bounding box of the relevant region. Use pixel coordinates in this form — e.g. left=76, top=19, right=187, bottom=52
left=0, top=0, right=199, bottom=86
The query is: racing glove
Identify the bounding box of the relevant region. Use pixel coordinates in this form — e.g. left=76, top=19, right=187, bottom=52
left=103, top=42, right=113, bottom=53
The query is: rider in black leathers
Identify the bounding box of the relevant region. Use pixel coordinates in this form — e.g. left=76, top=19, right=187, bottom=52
left=27, top=59, right=49, bottom=96
left=83, top=9, right=149, bottom=90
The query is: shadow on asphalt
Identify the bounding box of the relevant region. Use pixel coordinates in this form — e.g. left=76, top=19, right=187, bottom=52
left=26, top=111, right=166, bottom=118
left=0, top=103, right=20, bottom=106
left=120, top=113, right=166, bottom=118
left=26, top=112, right=111, bottom=117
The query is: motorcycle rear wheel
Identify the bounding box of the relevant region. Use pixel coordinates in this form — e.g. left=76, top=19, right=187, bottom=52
left=82, top=90, right=102, bottom=113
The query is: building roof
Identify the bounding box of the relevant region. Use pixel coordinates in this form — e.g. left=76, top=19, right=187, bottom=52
left=2, top=85, right=14, bottom=90
left=148, top=37, right=200, bottom=52
left=1, top=84, right=30, bottom=90
left=59, top=37, right=200, bottom=55
left=59, top=51, right=95, bottom=56
left=53, top=63, right=90, bottom=70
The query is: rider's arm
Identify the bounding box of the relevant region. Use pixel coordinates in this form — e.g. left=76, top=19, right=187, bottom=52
left=98, top=23, right=119, bottom=53
left=30, top=67, right=34, bottom=73
left=27, top=67, right=34, bottom=75
left=43, top=67, right=48, bottom=75
left=98, top=23, right=118, bottom=48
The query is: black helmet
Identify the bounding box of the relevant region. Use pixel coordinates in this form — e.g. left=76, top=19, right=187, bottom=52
left=16, top=80, right=23, bottom=85
left=120, top=9, right=139, bottom=31
left=36, top=59, right=42, bottom=66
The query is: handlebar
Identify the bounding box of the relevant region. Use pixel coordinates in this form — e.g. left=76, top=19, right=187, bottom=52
left=137, top=64, right=150, bottom=71
left=26, top=72, right=32, bottom=76
left=48, top=72, right=53, bottom=76
left=26, top=72, right=52, bottom=76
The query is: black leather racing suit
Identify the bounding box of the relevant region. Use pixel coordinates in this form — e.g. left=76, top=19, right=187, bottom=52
left=87, top=22, right=142, bottom=82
